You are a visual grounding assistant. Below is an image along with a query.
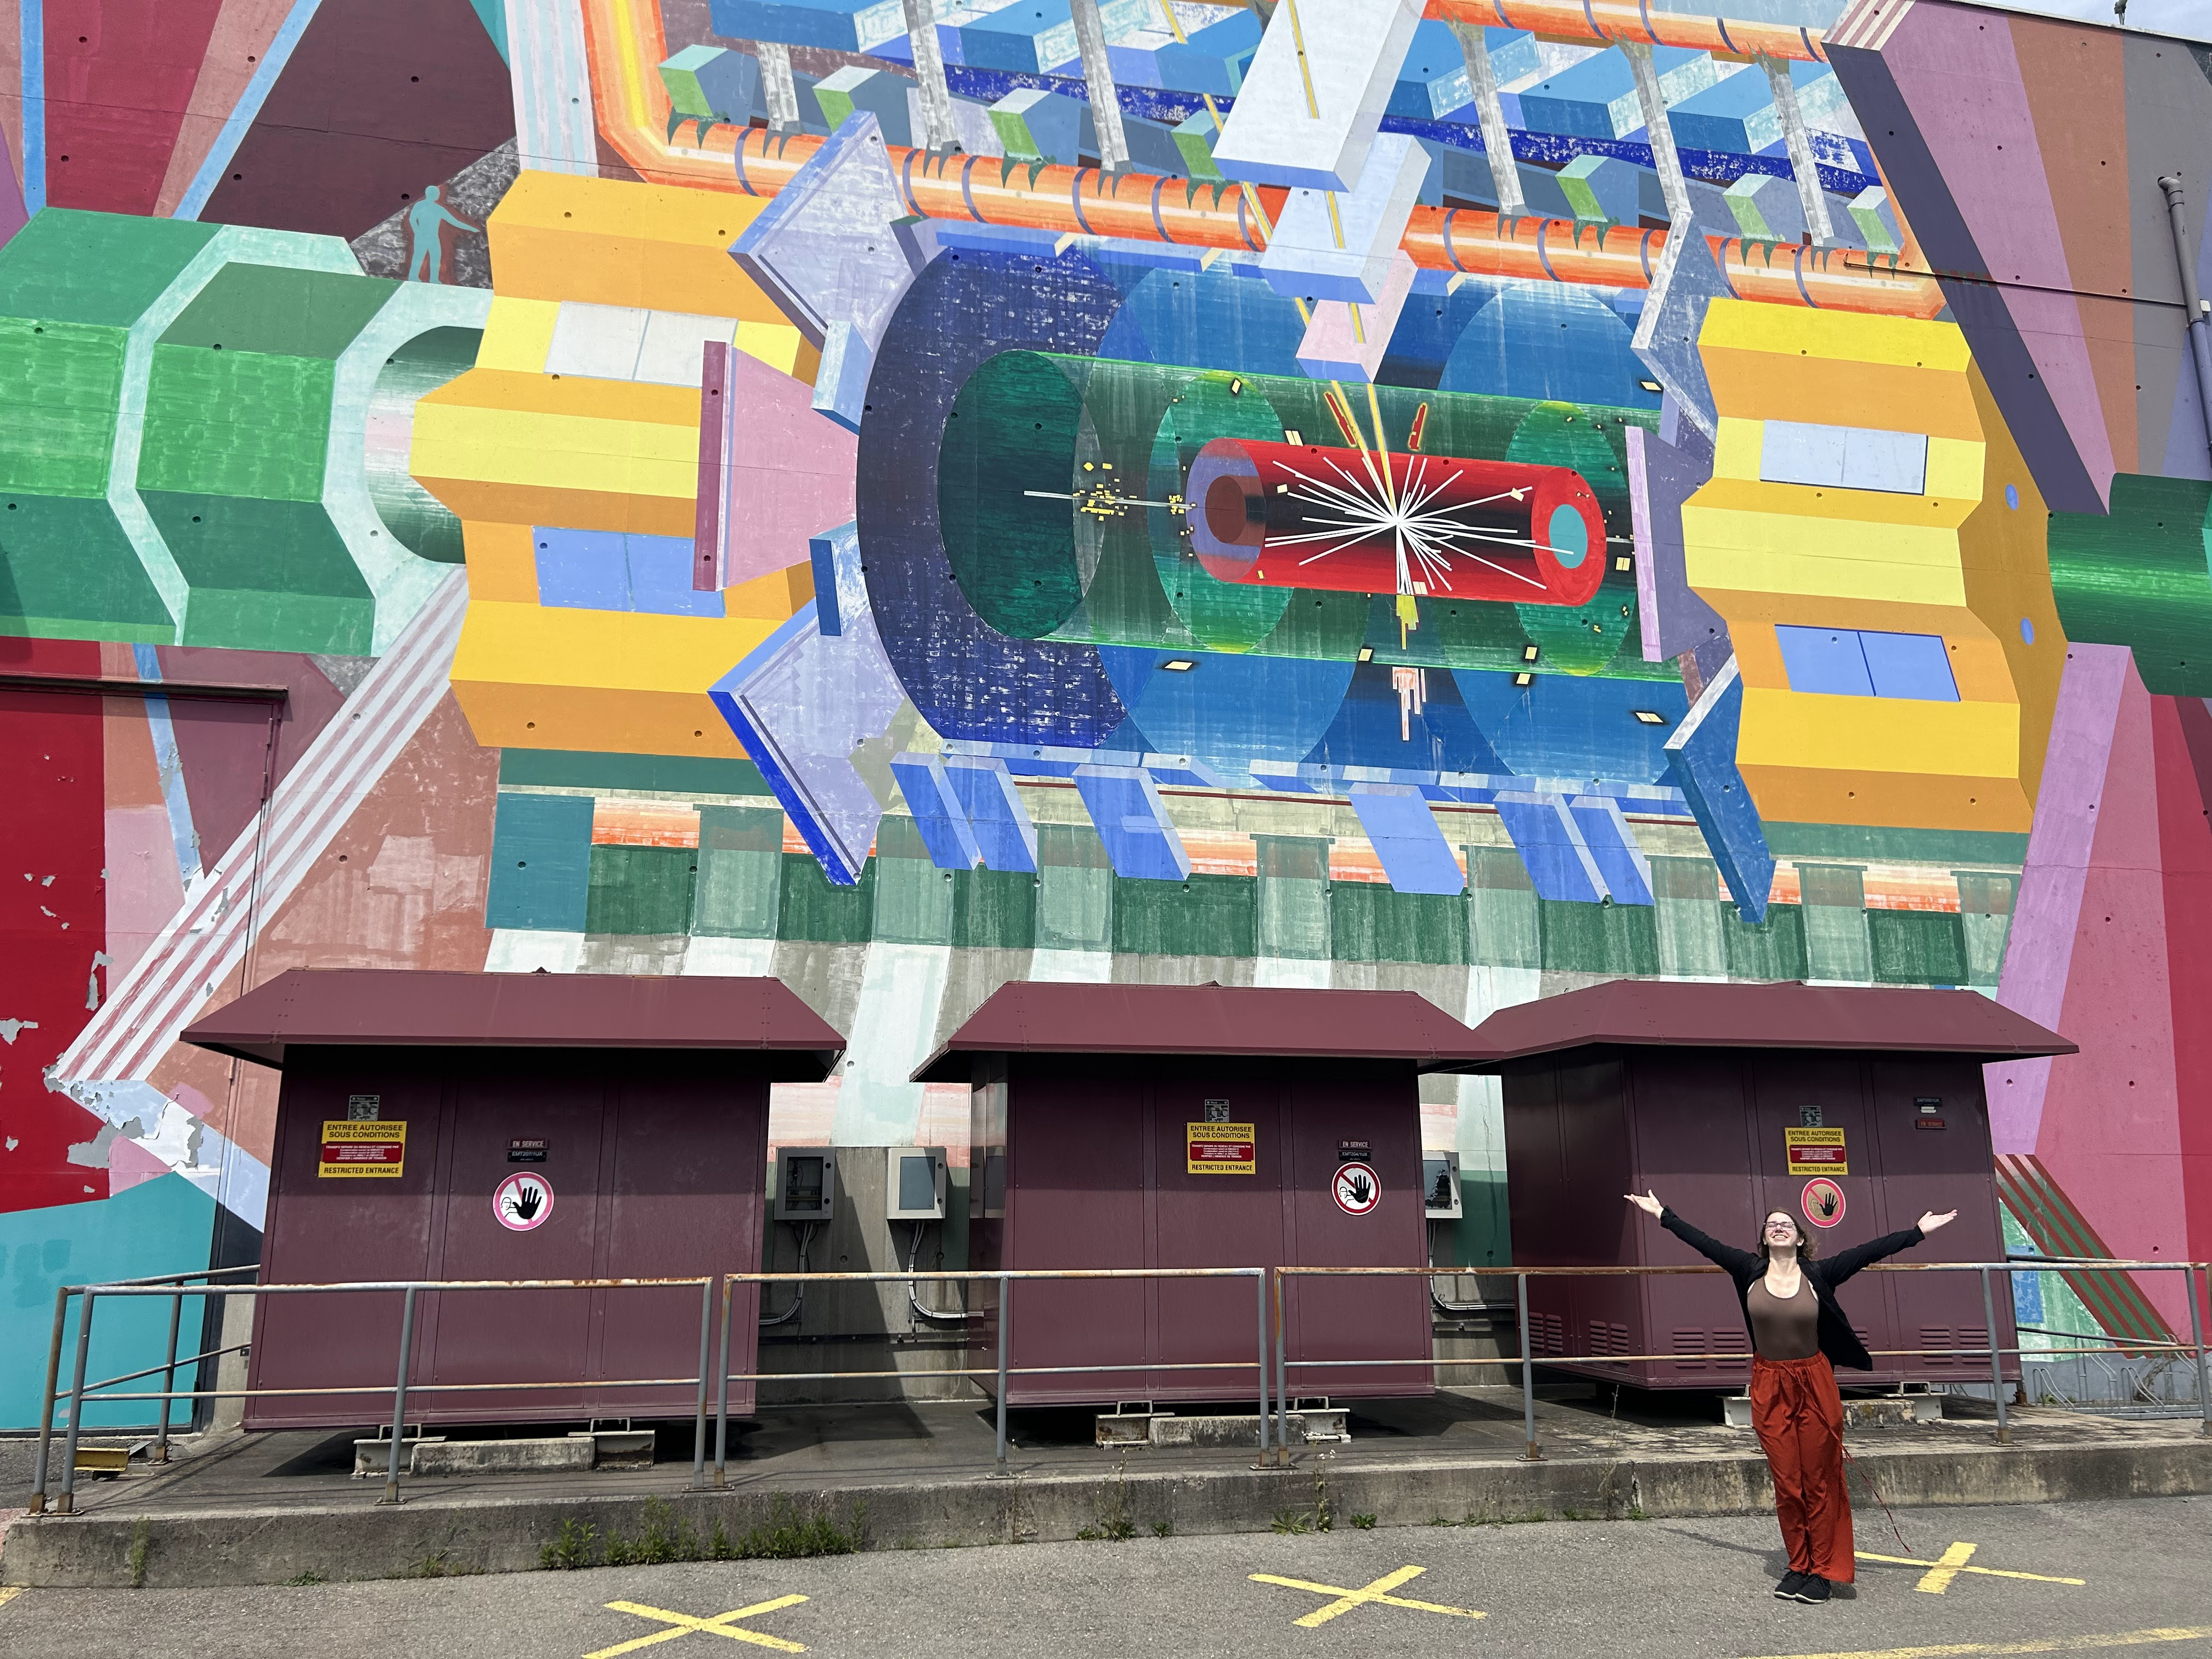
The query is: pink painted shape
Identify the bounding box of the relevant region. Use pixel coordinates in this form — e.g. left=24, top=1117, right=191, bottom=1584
left=105, top=804, right=187, bottom=983
left=0, top=115, right=25, bottom=250
left=1878, top=3, right=2117, bottom=501
left=1988, top=642, right=2130, bottom=1153
left=153, top=0, right=295, bottom=217
left=1295, top=252, right=1417, bottom=383
left=2033, top=663, right=2193, bottom=1334
left=105, top=1134, right=172, bottom=1193
left=720, top=347, right=859, bottom=592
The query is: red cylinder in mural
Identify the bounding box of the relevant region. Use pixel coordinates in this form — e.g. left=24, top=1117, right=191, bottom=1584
left=1185, top=438, right=1606, bottom=607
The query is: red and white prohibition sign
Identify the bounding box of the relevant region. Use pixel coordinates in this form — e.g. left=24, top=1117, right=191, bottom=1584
left=1333, top=1161, right=1381, bottom=1217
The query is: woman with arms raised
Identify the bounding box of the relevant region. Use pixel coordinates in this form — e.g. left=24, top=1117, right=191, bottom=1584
left=1624, top=1190, right=1957, bottom=1606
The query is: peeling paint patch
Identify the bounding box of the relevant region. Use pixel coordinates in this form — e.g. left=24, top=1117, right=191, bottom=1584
left=0, top=1020, right=39, bottom=1044
left=67, top=1124, right=121, bottom=1168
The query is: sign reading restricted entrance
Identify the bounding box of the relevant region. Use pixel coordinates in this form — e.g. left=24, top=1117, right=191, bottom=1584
left=1785, top=1126, right=1848, bottom=1176
left=319, top=1119, right=405, bottom=1178
left=1188, top=1121, right=1256, bottom=1175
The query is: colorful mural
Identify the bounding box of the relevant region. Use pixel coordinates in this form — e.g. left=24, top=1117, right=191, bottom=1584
left=3, top=0, right=2210, bottom=1424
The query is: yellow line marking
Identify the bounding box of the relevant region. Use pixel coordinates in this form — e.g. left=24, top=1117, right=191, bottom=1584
left=1917, top=1541, right=1978, bottom=1594
left=1283, top=0, right=1319, bottom=118
left=1855, top=1548, right=2086, bottom=1592
left=0, top=1587, right=23, bottom=1611
left=1735, top=1627, right=2212, bottom=1659
left=1250, top=1565, right=1487, bottom=1629
left=587, top=1596, right=809, bottom=1658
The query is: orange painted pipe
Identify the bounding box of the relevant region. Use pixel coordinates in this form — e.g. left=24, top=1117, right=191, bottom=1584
left=581, top=0, right=1938, bottom=318
left=1425, top=0, right=1826, bottom=64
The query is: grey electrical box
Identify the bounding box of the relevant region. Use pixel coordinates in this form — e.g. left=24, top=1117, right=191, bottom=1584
left=886, top=1146, right=948, bottom=1221
left=1423, top=1152, right=1462, bottom=1220
left=772, top=1149, right=836, bottom=1222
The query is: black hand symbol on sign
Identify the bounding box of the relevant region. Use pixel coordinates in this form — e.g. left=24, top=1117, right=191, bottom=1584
left=507, top=1183, right=544, bottom=1222
left=1345, top=1171, right=1373, bottom=1206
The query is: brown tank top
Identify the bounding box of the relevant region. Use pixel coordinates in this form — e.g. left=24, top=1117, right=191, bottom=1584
left=1746, top=1274, right=1820, bottom=1361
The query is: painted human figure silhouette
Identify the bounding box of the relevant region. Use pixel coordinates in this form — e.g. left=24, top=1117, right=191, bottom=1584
left=405, top=184, right=481, bottom=283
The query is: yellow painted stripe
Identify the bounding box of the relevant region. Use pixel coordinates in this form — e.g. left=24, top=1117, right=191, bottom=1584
left=475, top=297, right=562, bottom=373
left=1735, top=1628, right=2212, bottom=1659
left=0, top=1586, right=23, bottom=1610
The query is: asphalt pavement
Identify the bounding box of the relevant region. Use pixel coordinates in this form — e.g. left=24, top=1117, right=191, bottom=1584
left=2, top=1495, right=2205, bottom=1658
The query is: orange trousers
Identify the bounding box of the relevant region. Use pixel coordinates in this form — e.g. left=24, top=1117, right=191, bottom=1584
left=1750, top=1353, right=1854, bottom=1582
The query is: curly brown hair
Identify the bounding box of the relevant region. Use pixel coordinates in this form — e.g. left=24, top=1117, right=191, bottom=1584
left=1755, top=1210, right=1819, bottom=1262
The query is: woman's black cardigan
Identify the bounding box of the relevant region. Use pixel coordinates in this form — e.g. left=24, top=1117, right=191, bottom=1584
left=1660, top=1208, right=1926, bottom=1371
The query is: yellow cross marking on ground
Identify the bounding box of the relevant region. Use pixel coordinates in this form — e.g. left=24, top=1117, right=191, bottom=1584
left=1855, top=1544, right=2086, bottom=1595
left=585, top=1596, right=809, bottom=1658
left=1249, top=1565, right=1487, bottom=1629
left=1736, top=1626, right=2212, bottom=1659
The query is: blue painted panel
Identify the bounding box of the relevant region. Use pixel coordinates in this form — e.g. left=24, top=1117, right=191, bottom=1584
left=1102, top=646, right=1354, bottom=772
left=1438, top=284, right=1662, bottom=410
left=1301, top=661, right=1503, bottom=776
left=709, top=0, right=909, bottom=54
left=1073, top=763, right=1192, bottom=880
left=1349, top=784, right=1465, bottom=895
left=534, top=527, right=629, bottom=612
left=1859, top=630, right=1959, bottom=702
left=1389, top=22, right=1472, bottom=120
left=1568, top=795, right=1655, bottom=906
left=960, top=1, right=1079, bottom=75
left=486, top=791, right=595, bottom=932
left=1663, top=662, right=1775, bottom=923
left=0, top=1176, right=217, bottom=1430
left=945, top=754, right=1040, bottom=872
left=1451, top=669, right=1684, bottom=785
left=890, top=753, right=984, bottom=869
left=1776, top=625, right=1874, bottom=697
left=1493, top=792, right=1607, bottom=904
left=626, top=534, right=725, bottom=617
left=1517, top=44, right=1703, bottom=142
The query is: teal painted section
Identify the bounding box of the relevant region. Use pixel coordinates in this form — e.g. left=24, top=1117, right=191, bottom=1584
left=0, top=1176, right=214, bottom=1431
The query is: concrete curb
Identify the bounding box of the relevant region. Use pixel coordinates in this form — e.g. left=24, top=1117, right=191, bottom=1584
left=7, top=1439, right=2209, bottom=1589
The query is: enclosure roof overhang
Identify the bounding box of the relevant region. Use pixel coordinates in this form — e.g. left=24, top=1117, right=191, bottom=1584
left=1438, top=979, right=2075, bottom=1070
left=910, top=981, right=1491, bottom=1081
left=181, top=969, right=847, bottom=1079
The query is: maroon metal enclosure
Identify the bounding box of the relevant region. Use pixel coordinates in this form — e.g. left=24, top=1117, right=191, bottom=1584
left=913, top=983, right=1490, bottom=1408
left=1453, top=980, right=2075, bottom=1392
left=183, top=970, right=843, bottom=1430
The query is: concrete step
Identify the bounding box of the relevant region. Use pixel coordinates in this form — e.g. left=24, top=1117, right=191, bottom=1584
left=11, top=1434, right=2209, bottom=1588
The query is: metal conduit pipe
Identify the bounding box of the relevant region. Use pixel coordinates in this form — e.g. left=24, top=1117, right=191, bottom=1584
left=579, top=0, right=1941, bottom=320
left=2157, top=174, right=2212, bottom=472
left=1167, top=0, right=1833, bottom=63
left=759, top=1222, right=815, bottom=1328
left=903, top=1222, right=979, bottom=1324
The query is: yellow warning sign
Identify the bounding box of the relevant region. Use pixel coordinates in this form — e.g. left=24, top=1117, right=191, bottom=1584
left=1785, top=1126, right=1847, bottom=1176
left=1188, top=1122, right=1256, bottom=1176
left=319, top=1119, right=406, bottom=1178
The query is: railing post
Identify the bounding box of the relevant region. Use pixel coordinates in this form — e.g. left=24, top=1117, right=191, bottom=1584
left=1252, top=1269, right=1270, bottom=1466
left=29, top=1285, right=72, bottom=1514
left=379, top=1286, right=419, bottom=1506
left=992, top=1272, right=1011, bottom=1477
left=154, top=1285, right=185, bottom=1464
left=691, top=1277, right=713, bottom=1491
left=1517, top=1271, right=1541, bottom=1461
left=714, top=1277, right=735, bottom=1486
left=57, top=1289, right=99, bottom=1514
left=2187, top=1261, right=2209, bottom=1439
left=1274, top=1270, right=1288, bottom=1465
left=1979, top=1265, right=2010, bottom=1446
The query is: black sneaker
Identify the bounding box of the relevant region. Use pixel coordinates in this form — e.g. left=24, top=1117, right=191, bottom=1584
left=1774, top=1571, right=1809, bottom=1600
left=1792, top=1576, right=1832, bottom=1605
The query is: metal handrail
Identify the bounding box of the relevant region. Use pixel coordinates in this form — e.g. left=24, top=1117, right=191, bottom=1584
left=29, top=1255, right=2205, bottom=1512
left=709, top=1266, right=1272, bottom=1481
left=31, top=1276, right=716, bottom=1514
left=1272, top=1259, right=2211, bottom=1463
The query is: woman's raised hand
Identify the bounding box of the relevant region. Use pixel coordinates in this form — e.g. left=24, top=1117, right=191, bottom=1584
left=1917, top=1209, right=1959, bottom=1234
left=1624, top=1190, right=1663, bottom=1217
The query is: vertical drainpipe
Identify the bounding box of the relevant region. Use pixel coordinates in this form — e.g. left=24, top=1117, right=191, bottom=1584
left=1760, top=56, right=1838, bottom=247
left=1447, top=20, right=1527, bottom=220
left=1621, top=41, right=1690, bottom=224
left=902, top=0, right=960, bottom=154
left=1070, top=0, right=1132, bottom=174
left=2158, top=174, right=2212, bottom=471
